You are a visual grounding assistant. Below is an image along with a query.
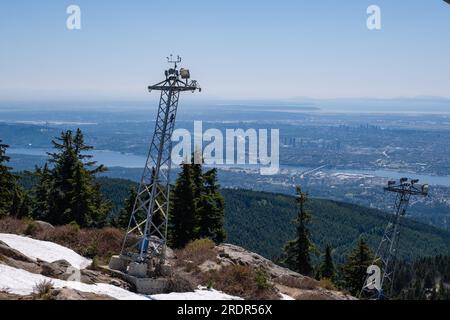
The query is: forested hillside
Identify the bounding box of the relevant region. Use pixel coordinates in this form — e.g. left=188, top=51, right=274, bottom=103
left=222, top=189, right=450, bottom=263
left=86, top=177, right=450, bottom=263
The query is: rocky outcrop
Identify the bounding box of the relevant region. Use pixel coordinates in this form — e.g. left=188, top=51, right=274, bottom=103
left=215, top=243, right=355, bottom=300
left=0, top=288, right=114, bottom=300
left=0, top=240, right=35, bottom=263
left=0, top=232, right=355, bottom=300
left=40, top=260, right=73, bottom=280
left=0, top=239, right=132, bottom=297
left=169, top=242, right=355, bottom=300
left=51, top=288, right=113, bottom=300
left=0, top=240, right=42, bottom=274
left=217, top=244, right=303, bottom=279
left=33, top=221, right=55, bottom=233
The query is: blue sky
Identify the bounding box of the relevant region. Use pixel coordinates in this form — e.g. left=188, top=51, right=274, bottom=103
left=0, top=0, right=449, bottom=101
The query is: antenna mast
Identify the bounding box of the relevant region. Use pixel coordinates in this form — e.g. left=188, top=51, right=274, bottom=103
left=360, top=178, right=429, bottom=299
left=109, top=56, right=201, bottom=278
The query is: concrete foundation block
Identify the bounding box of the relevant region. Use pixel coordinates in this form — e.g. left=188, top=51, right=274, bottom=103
left=108, top=255, right=128, bottom=272
left=128, top=262, right=148, bottom=278
left=132, top=278, right=170, bottom=295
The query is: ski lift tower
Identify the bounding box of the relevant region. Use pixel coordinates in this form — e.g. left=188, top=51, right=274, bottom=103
left=109, top=55, right=201, bottom=278
left=360, top=178, right=429, bottom=299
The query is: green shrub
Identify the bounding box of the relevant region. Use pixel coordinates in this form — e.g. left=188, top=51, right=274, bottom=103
left=255, top=269, right=271, bottom=290
left=184, top=239, right=215, bottom=254
left=176, top=238, right=217, bottom=271
left=69, top=221, right=81, bottom=231
left=319, top=278, right=337, bottom=291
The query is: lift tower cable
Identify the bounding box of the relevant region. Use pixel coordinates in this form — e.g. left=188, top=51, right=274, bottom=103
left=360, top=178, right=429, bottom=299
left=120, top=55, right=201, bottom=267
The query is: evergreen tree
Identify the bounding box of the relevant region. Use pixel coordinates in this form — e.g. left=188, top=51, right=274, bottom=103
left=0, top=140, right=15, bottom=217
left=437, top=279, right=446, bottom=300
left=342, top=238, right=373, bottom=296
left=413, top=278, right=424, bottom=300
left=424, top=272, right=434, bottom=289
left=320, top=244, right=335, bottom=280
left=169, top=162, right=197, bottom=248
left=114, top=187, right=139, bottom=229
left=197, top=168, right=226, bottom=243
left=0, top=140, right=29, bottom=218
left=10, top=187, right=31, bottom=219
left=42, top=129, right=110, bottom=227
left=191, top=151, right=203, bottom=199
left=168, top=153, right=226, bottom=248
left=282, top=186, right=313, bottom=276
left=32, top=164, right=52, bottom=220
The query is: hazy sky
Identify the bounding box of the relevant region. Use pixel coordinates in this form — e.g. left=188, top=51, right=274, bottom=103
left=1, top=0, right=449, bottom=101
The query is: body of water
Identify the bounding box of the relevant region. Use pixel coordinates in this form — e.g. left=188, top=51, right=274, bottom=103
left=9, top=148, right=148, bottom=169
left=9, top=147, right=450, bottom=187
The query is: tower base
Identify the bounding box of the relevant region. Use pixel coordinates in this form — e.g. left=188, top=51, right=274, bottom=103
left=107, top=255, right=173, bottom=295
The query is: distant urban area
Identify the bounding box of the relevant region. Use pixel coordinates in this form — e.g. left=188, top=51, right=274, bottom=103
left=2, top=103, right=450, bottom=229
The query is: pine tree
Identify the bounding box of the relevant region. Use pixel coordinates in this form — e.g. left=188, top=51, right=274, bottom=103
left=342, top=238, right=373, bottom=296
left=191, top=151, right=203, bottom=199
left=413, top=278, right=424, bottom=300
left=42, top=129, right=110, bottom=227
left=197, top=168, right=226, bottom=243
left=18, top=192, right=31, bottom=219
left=424, top=272, right=434, bottom=289
left=169, top=162, right=198, bottom=248
left=437, top=279, right=446, bottom=300
left=10, top=186, right=31, bottom=219
left=320, top=244, right=335, bottom=280
left=0, top=140, right=15, bottom=216
left=0, top=140, right=29, bottom=218
left=169, top=154, right=226, bottom=248
left=32, top=164, right=52, bottom=220
left=69, top=162, right=94, bottom=227
left=282, top=186, right=313, bottom=276
left=114, top=187, right=139, bottom=229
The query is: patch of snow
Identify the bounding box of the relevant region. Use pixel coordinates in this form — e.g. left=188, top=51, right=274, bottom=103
left=0, top=264, right=149, bottom=300
left=151, top=286, right=242, bottom=300
left=0, top=235, right=246, bottom=300
left=280, top=293, right=295, bottom=300
left=0, top=233, right=91, bottom=269
left=0, top=264, right=242, bottom=301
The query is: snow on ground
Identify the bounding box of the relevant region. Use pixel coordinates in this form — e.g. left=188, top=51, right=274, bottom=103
left=280, top=293, right=295, bottom=300
left=150, top=286, right=242, bottom=300
left=0, top=234, right=245, bottom=300
left=0, top=264, right=149, bottom=300
left=0, top=264, right=242, bottom=300
left=0, top=233, right=91, bottom=269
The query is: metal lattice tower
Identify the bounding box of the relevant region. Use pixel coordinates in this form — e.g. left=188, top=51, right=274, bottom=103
left=120, top=55, right=201, bottom=266
left=360, top=178, right=429, bottom=299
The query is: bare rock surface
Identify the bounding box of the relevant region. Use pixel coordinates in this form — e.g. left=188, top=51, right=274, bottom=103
left=0, top=241, right=35, bottom=263
left=51, top=288, right=114, bottom=300
left=217, top=243, right=305, bottom=278
left=33, top=221, right=55, bottom=232
left=40, top=259, right=72, bottom=280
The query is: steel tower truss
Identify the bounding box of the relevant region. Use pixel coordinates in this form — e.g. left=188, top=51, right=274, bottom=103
left=120, top=55, right=201, bottom=265
left=361, top=178, right=429, bottom=299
